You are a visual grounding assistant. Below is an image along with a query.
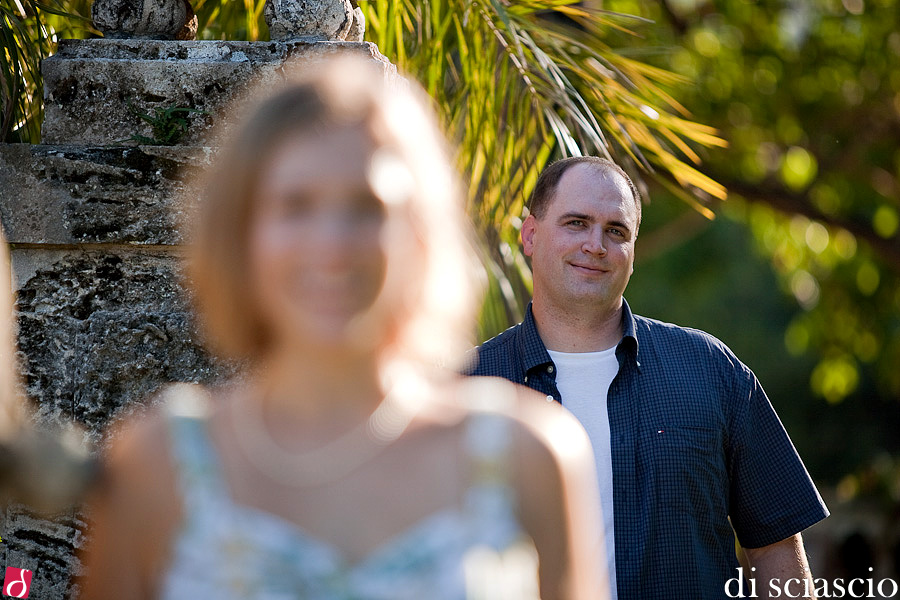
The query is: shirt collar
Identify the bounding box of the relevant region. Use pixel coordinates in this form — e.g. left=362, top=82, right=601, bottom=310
left=521, top=298, right=640, bottom=370
left=520, top=303, right=553, bottom=373
left=619, top=297, right=640, bottom=364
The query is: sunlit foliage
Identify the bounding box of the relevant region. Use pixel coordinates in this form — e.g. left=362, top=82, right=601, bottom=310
left=1, top=0, right=93, bottom=142
left=606, top=0, right=900, bottom=405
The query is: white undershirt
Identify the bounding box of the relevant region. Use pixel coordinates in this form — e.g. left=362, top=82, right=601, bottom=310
left=547, top=347, right=619, bottom=600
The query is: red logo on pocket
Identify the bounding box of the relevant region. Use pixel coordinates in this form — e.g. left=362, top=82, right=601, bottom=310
left=3, top=567, right=32, bottom=598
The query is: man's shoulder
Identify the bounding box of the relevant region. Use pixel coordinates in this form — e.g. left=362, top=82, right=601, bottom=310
left=632, top=312, right=740, bottom=362
left=466, top=322, right=525, bottom=377
left=631, top=312, right=759, bottom=408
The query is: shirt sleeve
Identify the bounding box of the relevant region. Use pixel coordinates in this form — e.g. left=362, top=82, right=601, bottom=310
left=726, top=363, right=829, bottom=549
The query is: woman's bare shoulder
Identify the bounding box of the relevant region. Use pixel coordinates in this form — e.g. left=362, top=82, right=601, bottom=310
left=453, top=376, right=593, bottom=467
left=103, top=384, right=202, bottom=477
left=453, top=377, right=605, bottom=600
left=80, top=385, right=199, bottom=598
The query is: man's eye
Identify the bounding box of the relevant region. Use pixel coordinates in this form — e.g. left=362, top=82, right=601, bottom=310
left=567, top=220, right=586, bottom=227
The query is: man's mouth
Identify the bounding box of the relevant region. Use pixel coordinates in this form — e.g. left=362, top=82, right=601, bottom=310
left=570, top=262, right=606, bottom=273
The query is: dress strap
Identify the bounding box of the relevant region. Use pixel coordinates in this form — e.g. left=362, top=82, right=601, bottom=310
left=456, top=378, right=521, bottom=543
left=458, top=377, right=516, bottom=483
left=160, top=383, right=227, bottom=497
left=457, top=378, right=542, bottom=600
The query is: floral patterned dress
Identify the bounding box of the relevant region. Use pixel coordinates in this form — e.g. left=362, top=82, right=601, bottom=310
left=158, top=382, right=540, bottom=600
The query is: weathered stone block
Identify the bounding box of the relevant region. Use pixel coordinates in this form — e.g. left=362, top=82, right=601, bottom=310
left=41, top=39, right=395, bottom=145
left=265, top=0, right=353, bottom=41
left=11, top=248, right=228, bottom=437
left=346, top=7, right=366, bottom=43
left=91, top=0, right=197, bottom=40
left=0, top=144, right=210, bottom=245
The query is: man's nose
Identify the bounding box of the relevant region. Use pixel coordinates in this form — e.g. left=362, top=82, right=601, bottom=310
left=582, top=228, right=607, bottom=255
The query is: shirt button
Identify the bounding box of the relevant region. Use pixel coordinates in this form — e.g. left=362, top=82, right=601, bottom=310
left=524, top=376, right=529, bottom=383
left=547, top=365, right=554, bottom=373
left=546, top=395, right=554, bottom=403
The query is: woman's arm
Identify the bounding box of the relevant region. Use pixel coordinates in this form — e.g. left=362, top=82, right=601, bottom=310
left=79, top=412, right=180, bottom=600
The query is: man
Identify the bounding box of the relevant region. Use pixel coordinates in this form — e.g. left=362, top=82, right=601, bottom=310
left=469, top=156, right=828, bottom=599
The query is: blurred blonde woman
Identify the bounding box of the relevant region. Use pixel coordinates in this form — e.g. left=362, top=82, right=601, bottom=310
left=81, top=56, right=607, bottom=600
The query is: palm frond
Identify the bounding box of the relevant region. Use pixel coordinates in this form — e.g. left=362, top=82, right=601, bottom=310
left=193, top=0, right=266, bottom=40
left=1, top=0, right=93, bottom=143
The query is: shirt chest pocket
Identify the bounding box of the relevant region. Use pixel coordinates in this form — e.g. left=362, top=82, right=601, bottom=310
left=634, top=425, right=726, bottom=514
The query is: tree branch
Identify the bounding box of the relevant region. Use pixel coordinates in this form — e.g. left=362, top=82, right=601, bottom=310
left=716, top=177, right=900, bottom=271
left=656, top=0, right=688, bottom=35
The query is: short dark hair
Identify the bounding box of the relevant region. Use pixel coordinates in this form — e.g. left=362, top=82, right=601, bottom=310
left=528, top=156, right=642, bottom=227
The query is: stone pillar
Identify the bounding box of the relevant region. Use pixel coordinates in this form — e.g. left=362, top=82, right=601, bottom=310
left=0, top=7, right=394, bottom=596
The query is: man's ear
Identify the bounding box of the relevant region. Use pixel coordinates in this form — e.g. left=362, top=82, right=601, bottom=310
left=522, top=214, right=537, bottom=257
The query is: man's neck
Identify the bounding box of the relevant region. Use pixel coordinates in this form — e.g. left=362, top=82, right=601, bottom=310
left=531, top=296, right=624, bottom=353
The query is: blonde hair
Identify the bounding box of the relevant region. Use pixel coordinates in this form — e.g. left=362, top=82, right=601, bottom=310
left=187, top=55, right=482, bottom=369
left=0, top=232, right=25, bottom=440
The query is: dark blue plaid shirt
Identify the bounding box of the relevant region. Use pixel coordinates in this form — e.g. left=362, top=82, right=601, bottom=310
left=468, top=300, right=828, bottom=600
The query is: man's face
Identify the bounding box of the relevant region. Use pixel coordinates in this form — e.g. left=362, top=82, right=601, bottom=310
left=522, top=163, right=639, bottom=316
